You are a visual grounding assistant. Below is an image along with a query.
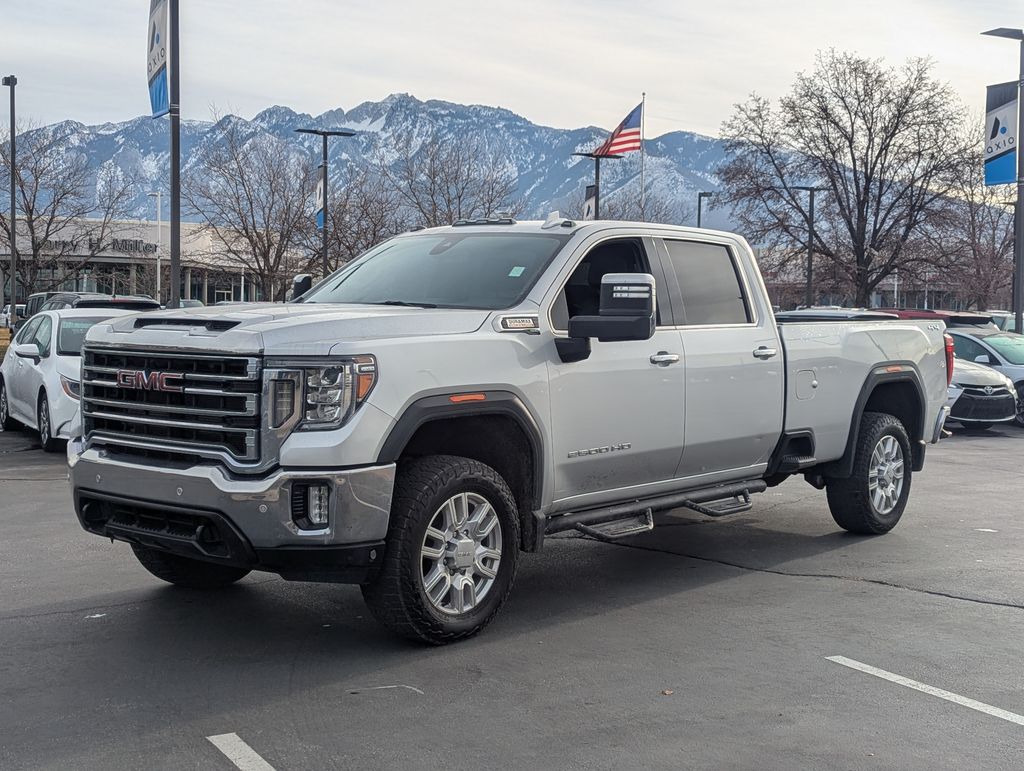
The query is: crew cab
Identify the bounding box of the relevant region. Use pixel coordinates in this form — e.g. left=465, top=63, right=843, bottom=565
left=68, top=218, right=950, bottom=643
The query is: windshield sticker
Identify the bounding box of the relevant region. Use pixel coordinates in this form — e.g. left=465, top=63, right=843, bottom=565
left=508, top=266, right=525, bottom=277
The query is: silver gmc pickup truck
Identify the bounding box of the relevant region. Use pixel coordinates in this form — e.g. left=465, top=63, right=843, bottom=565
left=66, top=217, right=951, bottom=643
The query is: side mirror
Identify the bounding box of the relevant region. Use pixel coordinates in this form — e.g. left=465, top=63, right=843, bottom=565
left=291, top=274, right=313, bottom=301
left=14, top=342, right=41, bottom=361
left=974, top=354, right=993, bottom=365
left=567, top=273, right=656, bottom=343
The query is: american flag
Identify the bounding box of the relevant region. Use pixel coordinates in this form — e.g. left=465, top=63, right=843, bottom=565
left=593, top=102, right=643, bottom=156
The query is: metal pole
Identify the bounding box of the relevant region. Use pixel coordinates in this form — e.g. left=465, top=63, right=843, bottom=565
left=321, top=134, right=329, bottom=277
left=1016, top=38, right=1024, bottom=334
left=806, top=188, right=815, bottom=308
left=168, top=0, right=181, bottom=309
left=639, top=92, right=646, bottom=219
left=594, top=157, right=601, bottom=220
left=5, top=76, right=16, bottom=326
left=697, top=194, right=703, bottom=228
left=156, top=190, right=162, bottom=303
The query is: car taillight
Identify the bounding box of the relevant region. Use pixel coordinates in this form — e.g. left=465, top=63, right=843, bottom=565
left=944, top=333, right=955, bottom=387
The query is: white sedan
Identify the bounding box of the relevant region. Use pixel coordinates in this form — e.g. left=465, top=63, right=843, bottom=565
left=0, top=309, right=137, bottom=451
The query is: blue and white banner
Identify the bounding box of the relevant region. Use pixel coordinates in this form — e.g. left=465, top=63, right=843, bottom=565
left=315, top=166, right=325, bottom=230
left=147, top=0, right=169, bottom=118
left=985, top=81, right=1017, bottom=186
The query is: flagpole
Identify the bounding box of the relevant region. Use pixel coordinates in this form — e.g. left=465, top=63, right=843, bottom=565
left=639, top=92, right=646, bottom=219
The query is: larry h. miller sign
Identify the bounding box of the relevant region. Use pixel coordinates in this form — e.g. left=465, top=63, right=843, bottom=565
left=985, top=81, right=1018, bottom=186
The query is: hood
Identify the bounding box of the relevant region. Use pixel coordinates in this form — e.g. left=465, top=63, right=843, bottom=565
left=85, top=303, right=490, bottom=355
left=951, top=358, right=1011, bottom=387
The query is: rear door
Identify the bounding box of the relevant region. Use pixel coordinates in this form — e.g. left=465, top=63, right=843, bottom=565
left=654, top=237, right=784, bottom=479
left=8, top=316, right=42, bottom=420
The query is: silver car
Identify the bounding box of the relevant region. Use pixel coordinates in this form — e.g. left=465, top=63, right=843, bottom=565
left=948, top=329, right=1024, bottom=427
left=946, top=358, right=1017, bottom=430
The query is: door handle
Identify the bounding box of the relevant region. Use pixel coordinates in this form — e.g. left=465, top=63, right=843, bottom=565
left=650, top=352, right=680, bottom=366
left=753, top=346, right=778, bottom=359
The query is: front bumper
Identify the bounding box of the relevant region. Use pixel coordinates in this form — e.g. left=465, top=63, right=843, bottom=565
left=69, top=443, right=395, bottom=583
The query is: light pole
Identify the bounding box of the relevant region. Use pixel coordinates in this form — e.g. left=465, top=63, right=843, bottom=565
left=2, top=75, right=16, bottom=327
left=295, top=128, right=354, bottom=277
left=791, top=185, right=825, bottom=308
left=696, top=191, right=713, bottom=228
left=147, top=191, right=162, bottom=303
left=571, top=151, right=624, bottom=220
left=982, top=27, right=1024, bottom=334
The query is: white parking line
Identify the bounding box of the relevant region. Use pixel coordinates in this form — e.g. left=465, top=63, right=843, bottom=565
left=206, top=733, right=277, bottom=771
left=826, top=656, right=1024, bottom=727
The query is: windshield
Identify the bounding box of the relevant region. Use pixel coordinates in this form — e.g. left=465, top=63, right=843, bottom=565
left=984, top=334, right=1024, bottom=365
left=58, top=317, right=110, bottom=356
left=302, top=232, right=570, bottom=310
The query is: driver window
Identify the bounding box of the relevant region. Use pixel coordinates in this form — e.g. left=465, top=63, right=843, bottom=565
left=551, top=238, right=655, bottom=330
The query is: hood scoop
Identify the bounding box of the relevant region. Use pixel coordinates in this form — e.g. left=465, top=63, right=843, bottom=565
left=133, top=317, right=240, bottom=332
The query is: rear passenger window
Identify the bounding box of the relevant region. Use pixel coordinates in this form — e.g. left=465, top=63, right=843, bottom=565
left=662, top=240, right=750, bottom=325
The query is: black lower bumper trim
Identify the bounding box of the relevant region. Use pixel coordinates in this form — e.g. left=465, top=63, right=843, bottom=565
left=76, top=489, right=385, bottom=584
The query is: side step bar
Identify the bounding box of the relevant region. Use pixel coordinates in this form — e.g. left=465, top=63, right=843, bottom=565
left=576, top=509, right=654, bottom=542
left=546, top=479, right=768, bottom=536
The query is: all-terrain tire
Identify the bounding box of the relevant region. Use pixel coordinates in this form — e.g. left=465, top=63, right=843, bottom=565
left=131, top=544, right=251, bottom=589
left=362, top=455, right=520, bottom=645
left=0, top=380, right=19, bottom=431
left=826, top=412, right=912, bottom=535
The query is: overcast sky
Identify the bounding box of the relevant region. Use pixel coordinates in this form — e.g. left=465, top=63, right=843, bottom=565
left=3, top=0, right=1020, bottom=138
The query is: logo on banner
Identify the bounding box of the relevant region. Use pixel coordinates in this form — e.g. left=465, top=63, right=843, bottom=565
left=582, top=184, right=597, bottom=221
left=985, top=81, right=1018, bottom=186
left=315, top=168, right=325, bottom=230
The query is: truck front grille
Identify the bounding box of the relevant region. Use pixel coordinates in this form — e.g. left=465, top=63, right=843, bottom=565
left=82, top=347, right=261, bottom=464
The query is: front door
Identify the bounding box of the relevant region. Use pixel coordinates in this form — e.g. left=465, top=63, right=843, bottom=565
left=545, top=235, right=685, bottom=506
left=655, top=237, right=784, bottom=479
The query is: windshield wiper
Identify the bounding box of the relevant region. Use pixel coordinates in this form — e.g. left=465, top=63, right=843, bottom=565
left=372, top=300, right=439, bottom=308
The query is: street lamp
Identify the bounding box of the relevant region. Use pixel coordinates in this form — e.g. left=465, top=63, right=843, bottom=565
left=2, top=75, right=16, bottom=327
left=696, top=191, right=713, bottom=228
left=790, top=185, right=825, bottom=308
left=295, top=127, right=354, bottom=277
left=982, top=27, right=1024, bottom=334
left=147, top=191, right=163, bottom=303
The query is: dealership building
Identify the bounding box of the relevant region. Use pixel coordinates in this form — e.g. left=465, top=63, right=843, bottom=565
left=1, top=218, right=284, bottom=306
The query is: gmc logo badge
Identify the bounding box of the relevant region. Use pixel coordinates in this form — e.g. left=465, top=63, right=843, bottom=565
left=115, top=369, right=184, bottom=392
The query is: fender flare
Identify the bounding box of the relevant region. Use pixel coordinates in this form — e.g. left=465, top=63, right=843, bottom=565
left=821, top=364, right=927, bottom=479
left=377, top=390, right=545, bottom=508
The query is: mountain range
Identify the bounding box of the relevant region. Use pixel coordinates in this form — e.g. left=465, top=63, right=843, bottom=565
left=33, top=93, right=731, bottom=228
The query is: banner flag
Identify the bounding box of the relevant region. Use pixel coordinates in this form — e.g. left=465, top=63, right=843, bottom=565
left=582, top=185, right=597, bottom=221
left=147, top=0, right=169, bottom=118
left=315, top=166, right=325, bottom=230
left=985, top=81, right=1018, bottom=186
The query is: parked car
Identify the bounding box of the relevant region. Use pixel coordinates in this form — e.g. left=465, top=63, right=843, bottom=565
left=16, top=292, right=62, bottom=330
left=0, top=309, right=138, bottom=451
left=946, top=357, right=1017, bottom=430
left=38, top=292, right=161, bottom=313
left=69, top=218, right=950, bottom=643
left=947, top=328, right=1024, bottom=427
left=179, top=299, right=205, bottom=308
left=2, top=304, right=25, bottom=329
left=986, top=310, right=1020, bottom=333
left=877, top=308, right=999, bottom=330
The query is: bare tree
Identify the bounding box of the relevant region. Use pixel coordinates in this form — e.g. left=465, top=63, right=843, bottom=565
left=718, top=51, right=974, bottom=306
left=382, top=136, right=521, bottom=227
left=564, top=178, right=693, bottom=224
left=0, top=122, right=139, bottom=297
left=185, top=117, right=315, bottom=299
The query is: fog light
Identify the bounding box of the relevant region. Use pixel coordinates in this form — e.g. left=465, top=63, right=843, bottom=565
left=307, top=484, right=330, bottom=526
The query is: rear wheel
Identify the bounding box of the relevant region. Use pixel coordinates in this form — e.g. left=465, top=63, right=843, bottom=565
left=362, top=455, right=520, bottom=645
left=37, top=393, right=60, bottom=452
left=0, top=380, right=19, bottom=431
left=826, top=412, right=912, bottom=535
left=131, top=544, right=251, bottom=589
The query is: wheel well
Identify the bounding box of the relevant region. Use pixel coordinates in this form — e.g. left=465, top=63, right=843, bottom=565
left=398, top=415, right=538, bottom=550
left=864, top=381, right=922, bottom=445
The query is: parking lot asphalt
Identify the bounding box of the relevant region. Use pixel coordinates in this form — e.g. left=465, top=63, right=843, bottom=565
left=1, top=425, right=1023, bottom=770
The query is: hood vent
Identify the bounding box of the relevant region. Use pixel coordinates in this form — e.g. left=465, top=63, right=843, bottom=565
left=133, top=317, right=240, bottom=332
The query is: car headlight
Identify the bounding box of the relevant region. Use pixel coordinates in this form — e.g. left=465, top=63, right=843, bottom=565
left=265, top=356, right=377, bottom=431
left=60, top=374, right=81, bottom=400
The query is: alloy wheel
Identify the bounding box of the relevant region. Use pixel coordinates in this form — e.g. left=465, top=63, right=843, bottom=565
left=868, top=434, right=904, bottom=515
left=419, top=491, right=503, bottom=616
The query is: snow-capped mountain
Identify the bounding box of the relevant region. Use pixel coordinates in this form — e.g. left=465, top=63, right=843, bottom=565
left=31, top=93, right=729, bottom=227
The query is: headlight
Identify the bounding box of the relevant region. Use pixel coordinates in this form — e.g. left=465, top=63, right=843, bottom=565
left=265, top=356, right=376, bottom=431
left=60, top=375, right=81, bottom=400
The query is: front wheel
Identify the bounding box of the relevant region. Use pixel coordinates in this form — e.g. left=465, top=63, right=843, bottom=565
left=131, top=544, right=251, bottom=588
left=362, top=455, right=521, bottom=645
left=37, top=393, right=60, bottom=452
left=1014, top=383, right=1024, bottom=428
left=826, top=412, right=912, bottom=535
